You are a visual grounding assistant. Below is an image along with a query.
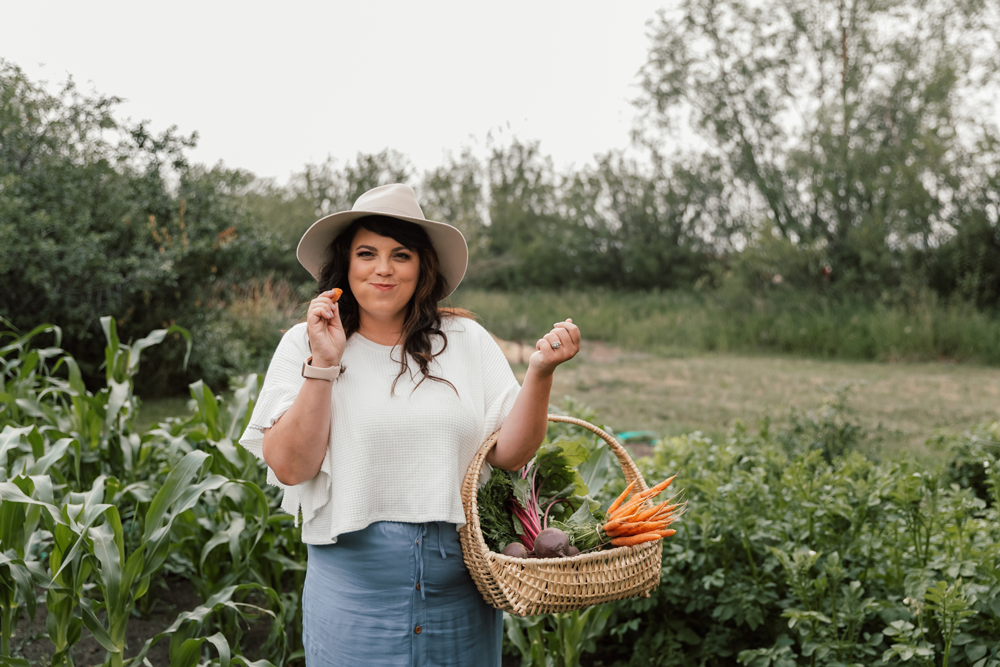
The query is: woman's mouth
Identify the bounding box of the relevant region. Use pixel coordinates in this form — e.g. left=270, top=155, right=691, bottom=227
left=372, top=283, right=396, bottom=292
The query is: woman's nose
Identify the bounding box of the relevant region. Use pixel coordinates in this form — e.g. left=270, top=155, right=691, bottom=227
left=375, top=258, right=393, bottom=275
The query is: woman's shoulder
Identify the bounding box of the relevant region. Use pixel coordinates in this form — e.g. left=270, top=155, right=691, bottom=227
left=274, top=322, right=310, bottom=356
left=439, top=312, right=487, bottom=339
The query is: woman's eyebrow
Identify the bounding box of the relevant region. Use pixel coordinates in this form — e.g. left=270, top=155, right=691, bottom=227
left=354, top=244, right=411, bottom=252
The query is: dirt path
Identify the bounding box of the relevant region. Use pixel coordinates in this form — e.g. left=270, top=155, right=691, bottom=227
left=513, top=343, right=1000, bottom=460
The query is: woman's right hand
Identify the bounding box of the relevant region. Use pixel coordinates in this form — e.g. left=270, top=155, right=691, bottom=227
left=306, top=289, right=346, bottom=368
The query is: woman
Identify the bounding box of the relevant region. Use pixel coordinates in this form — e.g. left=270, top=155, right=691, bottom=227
left=238, top=184, right=580, bottom=666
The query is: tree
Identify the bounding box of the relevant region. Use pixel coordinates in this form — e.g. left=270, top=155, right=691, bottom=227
left=562, top=150, right=741, bottom=289
left=0, top=61, right=274, bottom=390
left=638, top=0, right=1000, bottom=297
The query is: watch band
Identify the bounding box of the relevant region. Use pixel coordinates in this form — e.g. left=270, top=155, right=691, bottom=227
left=301, top=356, right=340, bottom=381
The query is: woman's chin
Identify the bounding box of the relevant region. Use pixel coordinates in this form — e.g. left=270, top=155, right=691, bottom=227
left=358, top=299, right=410, bottom=320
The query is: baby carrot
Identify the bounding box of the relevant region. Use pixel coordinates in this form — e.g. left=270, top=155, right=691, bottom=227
left=606, top=480, right=636, bottom=517
left=332, top=288, right=343, bottom=302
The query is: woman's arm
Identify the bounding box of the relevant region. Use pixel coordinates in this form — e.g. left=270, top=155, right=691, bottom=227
left=262, top=289, right=346, bottom=486
left=487, top=319, right=580, bottom=471
left=262, top=376, right=334, bottom=486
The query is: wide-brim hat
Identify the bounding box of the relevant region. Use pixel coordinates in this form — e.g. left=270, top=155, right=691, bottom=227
left=296, top=183, right=469, bottom=298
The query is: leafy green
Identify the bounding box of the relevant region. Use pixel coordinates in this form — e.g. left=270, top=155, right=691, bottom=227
left=534, top=438, right=589, bottom=499
left=550, top=500, right=606, bottom=551
left=476, top=466, right=519, bottom=552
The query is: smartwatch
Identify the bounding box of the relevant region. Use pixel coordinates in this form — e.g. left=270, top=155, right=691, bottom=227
left=301, top=356, right=340, bottom=381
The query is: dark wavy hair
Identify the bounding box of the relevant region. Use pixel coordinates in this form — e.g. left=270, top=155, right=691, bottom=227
left=316, top=215, right=473, bottom=393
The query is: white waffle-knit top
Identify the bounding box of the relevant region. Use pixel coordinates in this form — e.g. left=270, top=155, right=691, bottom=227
left=238, top=315, right=521, bottom=545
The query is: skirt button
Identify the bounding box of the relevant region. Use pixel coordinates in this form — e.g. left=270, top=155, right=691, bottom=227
left=414, top=626, right=422, bottom=634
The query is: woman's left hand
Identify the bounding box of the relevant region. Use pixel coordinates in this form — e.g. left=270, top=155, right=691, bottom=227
left=529, top=318, right=581, bottom=376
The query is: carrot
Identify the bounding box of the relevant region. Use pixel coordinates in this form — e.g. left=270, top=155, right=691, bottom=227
left=612, top=497, right=669, bottom=523
left=611, top=533, right=662, bottom=547
left=645, top=475, right=676, bottom=498
left=332, top=288, right=343, bottom=302
left=651, top=503, right=682, bottom=521
left=630, top=499, right=672, bottom=524
left=608, top=475, right=676, bottom=520
left=610, top=520, right=670, bottom=537
left=608, top=493, right=653, bottom=521
left=606, top=480, right=636, bottom=517
left=657, top=529, right=676, bottom=537
left=602, top=513, right=644, bottom=535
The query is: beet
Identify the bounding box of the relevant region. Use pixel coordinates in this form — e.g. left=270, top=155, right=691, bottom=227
left=567, top=545, right=581, bottom=556
left=501, top=542, right=529, bottom=559
left=533, top=528, right=570, bottom=558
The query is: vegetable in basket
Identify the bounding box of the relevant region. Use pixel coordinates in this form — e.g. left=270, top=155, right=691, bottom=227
left=478, top=436, right=684, bottom=558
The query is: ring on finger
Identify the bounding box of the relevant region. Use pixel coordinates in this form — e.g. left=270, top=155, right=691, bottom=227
left=550, top=340, right=562, bottom=350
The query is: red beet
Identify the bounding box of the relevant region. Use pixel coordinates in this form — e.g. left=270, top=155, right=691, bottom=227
left=534, top=528, right=570, bottom=558
left=501, top=542, right=529, bottom=559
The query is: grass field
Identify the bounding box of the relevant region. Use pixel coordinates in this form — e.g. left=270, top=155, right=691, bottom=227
left=513, top=343, right=1000, bottom=462
left=138, top=345, right=1000, bottom=462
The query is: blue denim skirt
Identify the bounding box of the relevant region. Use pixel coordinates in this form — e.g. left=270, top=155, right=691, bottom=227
left=302, top=521, right=503, bottom=667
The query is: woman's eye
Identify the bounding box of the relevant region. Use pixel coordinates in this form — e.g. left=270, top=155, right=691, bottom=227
left=357, top=251, right=374, bottom=258
left=395, top=252, right=412, bottom=260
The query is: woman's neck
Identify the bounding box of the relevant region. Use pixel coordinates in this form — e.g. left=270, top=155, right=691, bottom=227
left=357, top=312, right=406, bottom=346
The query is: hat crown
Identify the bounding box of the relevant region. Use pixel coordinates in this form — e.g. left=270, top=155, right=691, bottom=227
left=352, top=183, right=425, bottom=220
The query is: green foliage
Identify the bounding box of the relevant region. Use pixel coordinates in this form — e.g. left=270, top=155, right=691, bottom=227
left=638, top=0, right=1000, bottom=303
left=454, top=287, right=1000, bottom=364
left=0, top=318, right=301, bottom=665
left=6, top=316, right=1000, bottom=665
left=477, top=465, right=519, bottom=553
left=505, top=603, right=617, bottom=667
left=936, top=422, right=1000, bottom=505
left=590, top=407, right=1000, bottom=666
left=0, top=60, right=285, bottom=393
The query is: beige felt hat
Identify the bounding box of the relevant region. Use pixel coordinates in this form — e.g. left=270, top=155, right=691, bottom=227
left=296, top=184, right=469, bottom=297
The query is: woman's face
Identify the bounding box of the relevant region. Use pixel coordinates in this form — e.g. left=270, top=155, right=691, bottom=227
left=348, top=227, right=421, bottom=326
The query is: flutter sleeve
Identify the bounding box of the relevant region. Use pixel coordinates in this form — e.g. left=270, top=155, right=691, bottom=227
left=238, top=323, right=313, bottom=524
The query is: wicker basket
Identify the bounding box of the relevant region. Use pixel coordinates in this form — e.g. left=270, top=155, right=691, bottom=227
left=459, top=415, right=663, bottom=617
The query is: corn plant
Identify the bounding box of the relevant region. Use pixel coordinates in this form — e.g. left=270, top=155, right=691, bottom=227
left=0, top=318, right=302, bottom=665
left=505, top=604, right=617, bottom=667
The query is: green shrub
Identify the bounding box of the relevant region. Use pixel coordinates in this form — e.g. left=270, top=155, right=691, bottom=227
left=588, top=411, right=1000, bottom=666
left=0, top=61, right=286, bottom=395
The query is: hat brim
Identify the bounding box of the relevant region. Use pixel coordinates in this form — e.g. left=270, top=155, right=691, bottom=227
left=296, top=211, right=469, bottom=298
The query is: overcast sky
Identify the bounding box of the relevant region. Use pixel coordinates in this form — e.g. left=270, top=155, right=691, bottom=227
left=3, top=1, right=670, bottom=183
